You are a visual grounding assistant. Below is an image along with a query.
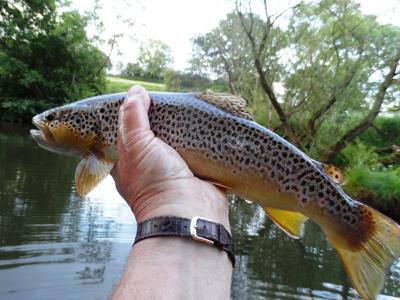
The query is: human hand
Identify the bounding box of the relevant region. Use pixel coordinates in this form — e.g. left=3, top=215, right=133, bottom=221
left=111, top=86, right=232, bottom=300
left=111, top=86, right=230, bottom=229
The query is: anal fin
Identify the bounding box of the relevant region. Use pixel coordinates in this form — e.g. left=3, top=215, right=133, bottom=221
left=75, top=155, right=114, bottom=197
left=264, top=207, right=308, bottom=239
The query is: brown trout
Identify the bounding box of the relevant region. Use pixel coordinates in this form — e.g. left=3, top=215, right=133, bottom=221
left=30, top=91, right=400, bottom=300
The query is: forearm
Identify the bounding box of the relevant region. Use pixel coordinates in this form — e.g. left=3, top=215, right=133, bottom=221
left=112, top=181, right=233, bottom=300
left=113, top=237, right=232, bottom=299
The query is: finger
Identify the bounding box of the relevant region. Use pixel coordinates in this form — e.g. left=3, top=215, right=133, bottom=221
left=121, top=85, right=151, bottom=131
left=118, top=85, right=152, bottom=152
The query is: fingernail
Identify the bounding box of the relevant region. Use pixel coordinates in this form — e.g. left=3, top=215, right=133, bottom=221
left=127, top=86, right=145, bottom=103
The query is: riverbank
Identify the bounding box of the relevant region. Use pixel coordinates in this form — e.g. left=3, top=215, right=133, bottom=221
left=105, top=76, right=166, bottom=93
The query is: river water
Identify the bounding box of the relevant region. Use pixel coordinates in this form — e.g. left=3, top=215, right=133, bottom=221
left=0, top=123, right=399, bottom=300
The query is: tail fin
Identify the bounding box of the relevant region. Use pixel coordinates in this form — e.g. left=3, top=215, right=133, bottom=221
left=324, top=204, right=400, bottom=300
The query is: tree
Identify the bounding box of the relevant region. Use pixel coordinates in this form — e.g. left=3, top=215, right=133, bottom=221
left=192, top=0, right=400, bottom=162
left=164, top=69, right=212, bottom=91
left=120, top=62, right=144, bottom=79
left=191, top=13, right=270, bottom=96
left=137, top=39, right=173, bottom=80
left=0, top=0, right=107, bottom=120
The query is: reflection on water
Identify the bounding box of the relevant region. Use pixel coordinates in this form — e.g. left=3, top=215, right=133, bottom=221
left=0, top=123, right=399, bottom=299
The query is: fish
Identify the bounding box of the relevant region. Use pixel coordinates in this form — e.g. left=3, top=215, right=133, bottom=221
left=30, top=91, right=400, bottom=300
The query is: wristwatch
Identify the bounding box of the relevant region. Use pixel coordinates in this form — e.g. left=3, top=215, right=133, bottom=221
left=134, top=216, right=235, bottom=267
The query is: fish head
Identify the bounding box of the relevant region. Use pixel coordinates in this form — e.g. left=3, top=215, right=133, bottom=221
left=30, top=93, right=127, bottom=196
left=30, top=103, right=99, bottom=157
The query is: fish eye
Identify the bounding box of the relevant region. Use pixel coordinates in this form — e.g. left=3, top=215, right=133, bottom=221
left=46, top=114, right=55, bottom=122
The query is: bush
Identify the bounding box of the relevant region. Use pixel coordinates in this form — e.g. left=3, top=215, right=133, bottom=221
left=164, top=70, right=212, bottom=91
left=345, top=166, right=400, bottom=208
left=341, top=140, right=380, bottom=168
left=0, top=2, right=107, bottom=121
left=359, top=114, right=400, bottom=148
left=0, top=98, right=52, bottom=123
left=164, top=70, right=231, bottom=93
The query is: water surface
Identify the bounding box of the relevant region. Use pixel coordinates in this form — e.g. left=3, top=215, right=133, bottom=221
left=0, top=123, right=399, bottom=299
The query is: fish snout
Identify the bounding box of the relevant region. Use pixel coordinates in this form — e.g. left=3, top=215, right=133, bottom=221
left=31, top=112, right=56, bottom=143
left=32, top=114, right=45, bottom=130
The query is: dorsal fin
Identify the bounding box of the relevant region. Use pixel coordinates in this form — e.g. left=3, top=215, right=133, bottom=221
left=192, top=92, right=253, bottom=120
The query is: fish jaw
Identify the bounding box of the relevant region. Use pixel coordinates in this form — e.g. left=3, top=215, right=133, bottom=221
left=30, top=128, right=82, bottom=157
left=31, top=112, right=95, bottom=157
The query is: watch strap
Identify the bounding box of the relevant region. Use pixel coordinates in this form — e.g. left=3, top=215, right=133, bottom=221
left=134, top=216, right=235, bottom=267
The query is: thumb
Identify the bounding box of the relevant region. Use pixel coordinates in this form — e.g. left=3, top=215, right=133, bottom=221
left=118, top=85, right=152, bottom=154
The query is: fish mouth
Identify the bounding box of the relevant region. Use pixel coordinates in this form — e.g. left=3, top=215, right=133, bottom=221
left=32, top=114, right=45, bottom=130
left=30, top=114, right=80, bottom=157
left=31, top=114, right=53, bottom=143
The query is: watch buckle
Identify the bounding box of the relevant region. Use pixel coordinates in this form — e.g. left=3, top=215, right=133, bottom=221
left=190, top=216, right=214, bottom=246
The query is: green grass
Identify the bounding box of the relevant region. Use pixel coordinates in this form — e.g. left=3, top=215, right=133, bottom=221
left=105, top=76, right=166, bottom=93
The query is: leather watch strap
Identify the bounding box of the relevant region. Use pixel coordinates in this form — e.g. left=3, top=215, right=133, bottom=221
left=134, top=216, right=235, bottom=267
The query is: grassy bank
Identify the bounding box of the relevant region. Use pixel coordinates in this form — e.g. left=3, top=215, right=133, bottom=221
left=105, top=76, right=166, bottom=93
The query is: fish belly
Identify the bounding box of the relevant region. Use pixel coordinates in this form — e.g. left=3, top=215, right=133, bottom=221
left=178, top=149, right=300, bottom=212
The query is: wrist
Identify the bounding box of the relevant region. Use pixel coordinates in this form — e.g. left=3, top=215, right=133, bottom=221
left=129, top=178, right=230, bottom=231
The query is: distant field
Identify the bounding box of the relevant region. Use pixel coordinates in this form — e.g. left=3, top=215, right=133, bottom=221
left=105, top=76, right=166, bottom=93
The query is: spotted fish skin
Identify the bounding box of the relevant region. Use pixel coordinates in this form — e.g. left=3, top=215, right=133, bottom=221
left=31, top=91, right=400, bottom=300
left=56, top=91, right=358, bottom=227
left=147, top=93, right=361, bottom=227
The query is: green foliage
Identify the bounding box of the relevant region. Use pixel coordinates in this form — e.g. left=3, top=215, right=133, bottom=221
left=345, top=166, right=400, bottom=207
left=191, top=0, right=400, bottom=161
left=209, top=78, right=231, bottom=93
left=120, top=63, right=145, bottom=80
left=0, top=1, right=107, bottom=121
left=137, top=39, right=173, bottom=81
left=0, top=98, right=52, bottom=123
left=342, top=140, right=380, bottom=167
left=105, top=76, right=165, bottom=93
left=359, top=114, right=400, bottom=148
left=119, top=40, right=173, bottom=82
left=164, top=69, right=212, bottom=91
left=191, top=12, right=278, bottom=103
left=164, top=69, right=231, bottom=92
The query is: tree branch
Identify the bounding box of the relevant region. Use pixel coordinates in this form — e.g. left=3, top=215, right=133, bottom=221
left=323, top=49, right=400, bottom=162
left=235, top=1, right=297, bottom=142
left=308, top=39, right=366, bottom=136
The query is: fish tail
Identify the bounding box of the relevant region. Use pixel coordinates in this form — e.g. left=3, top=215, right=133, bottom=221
left=323, top=203, right=400, bottom=300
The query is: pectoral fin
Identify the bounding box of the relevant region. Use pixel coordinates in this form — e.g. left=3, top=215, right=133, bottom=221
left=264, top=207, right=308, bottom=239
left=75, top=155, right=114, bottom=197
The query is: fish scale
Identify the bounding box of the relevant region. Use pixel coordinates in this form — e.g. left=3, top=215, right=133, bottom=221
left=30, top=91, right=400, bottom=300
